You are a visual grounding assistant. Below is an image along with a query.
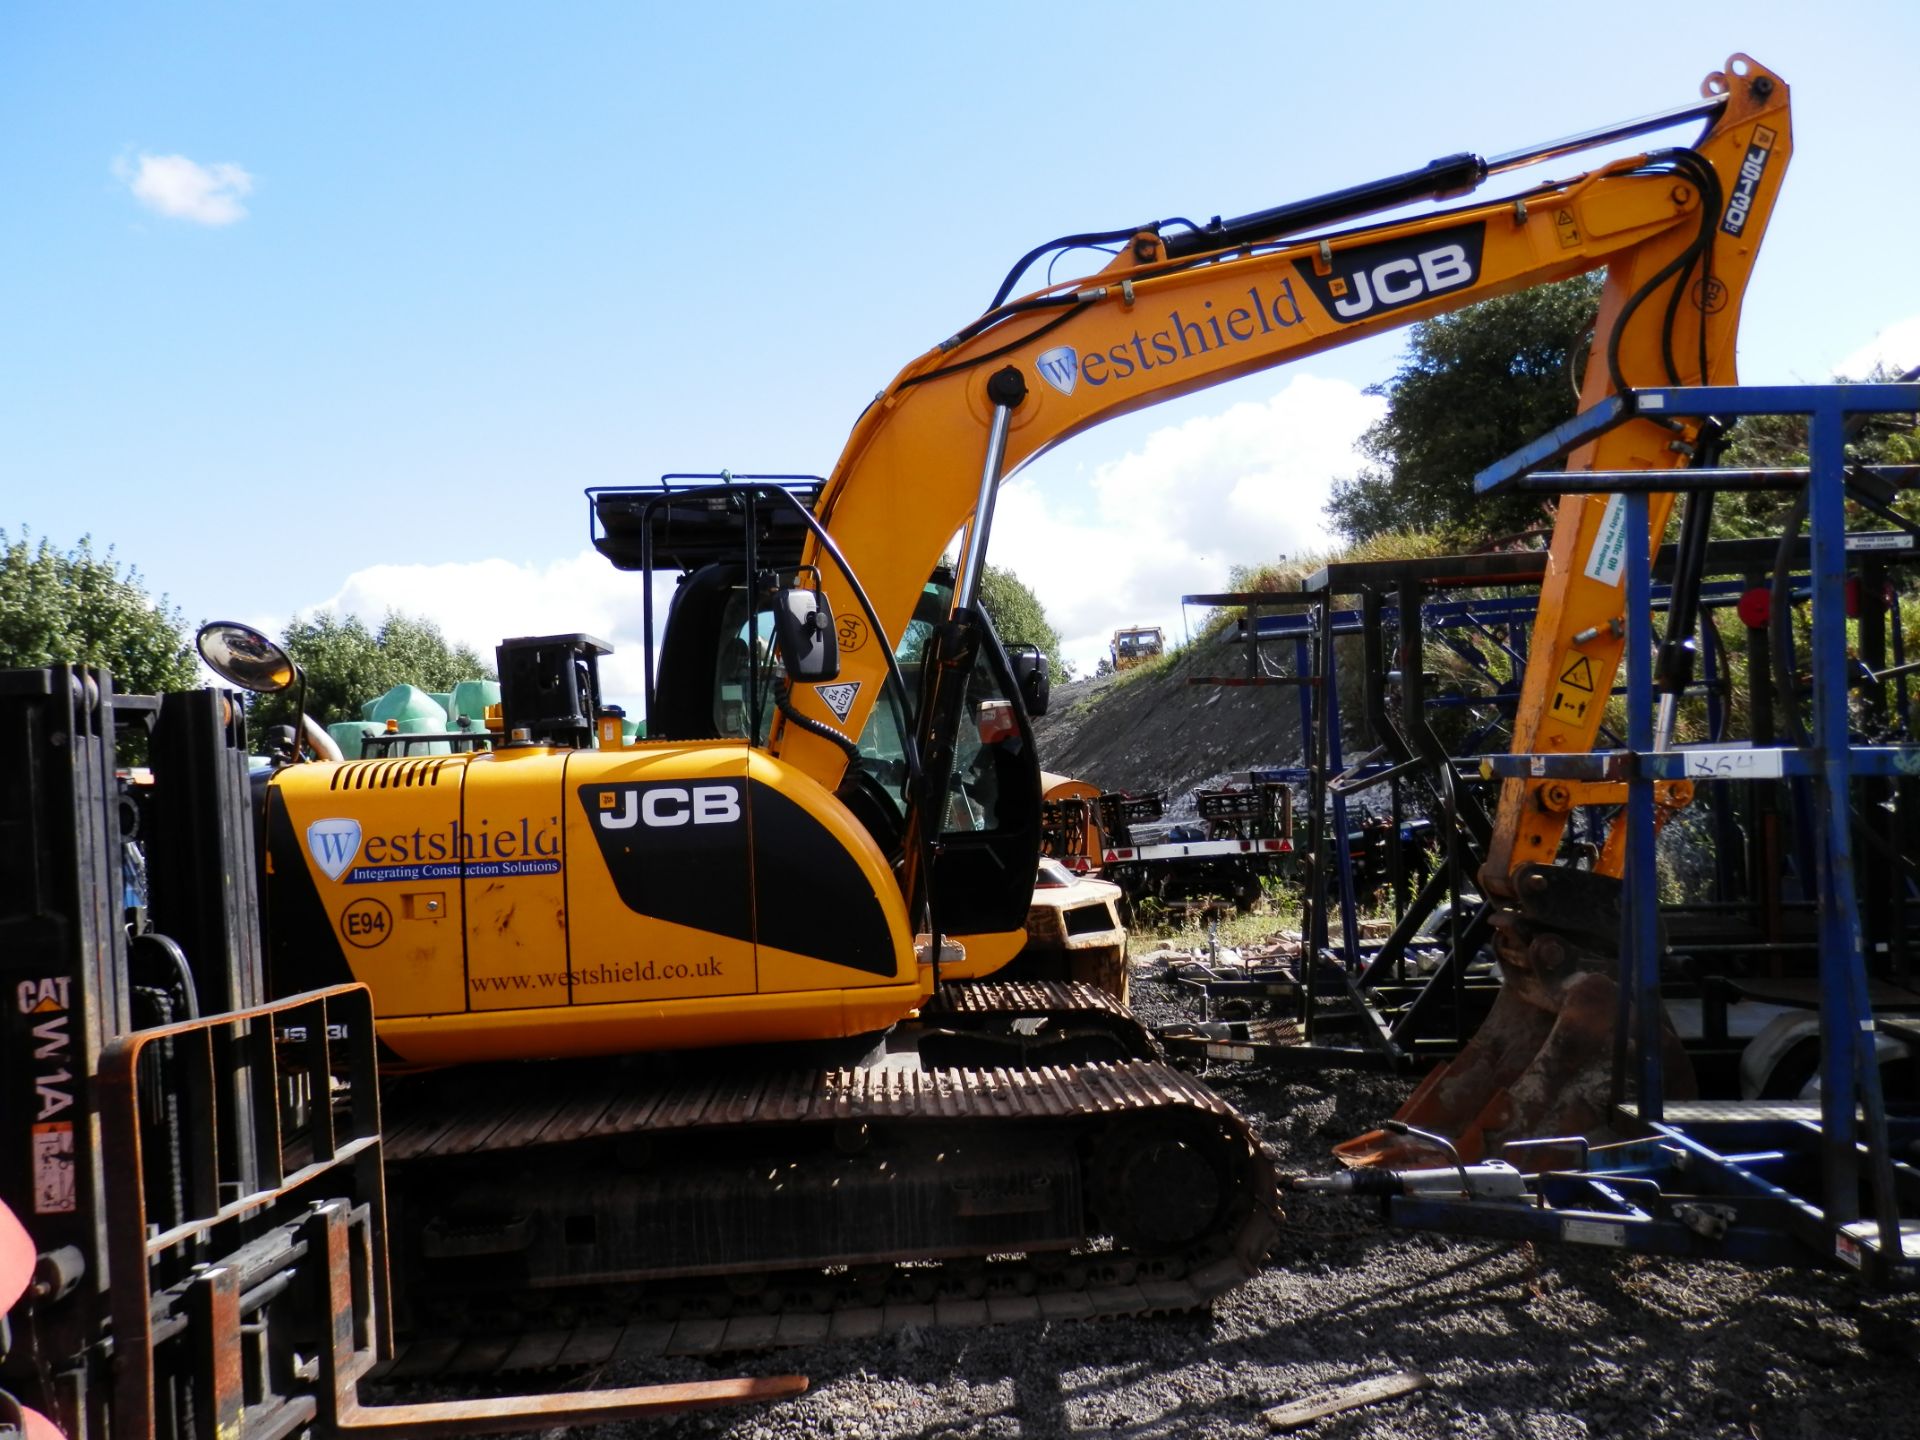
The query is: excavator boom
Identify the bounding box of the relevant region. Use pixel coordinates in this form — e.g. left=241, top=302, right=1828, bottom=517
left=779, top=54, right=1790, bottom=825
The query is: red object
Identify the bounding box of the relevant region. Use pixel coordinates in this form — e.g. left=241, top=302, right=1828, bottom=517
left=0, top=1200, right=32, bottom=1312
left=1736, top=587, right=1772, bottom=630
left=0, top=1202, right=65, bottom=1436
left=1845, top=577, right=1861, bottom=619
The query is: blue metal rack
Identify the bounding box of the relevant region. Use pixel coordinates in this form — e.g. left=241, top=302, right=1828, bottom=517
left=1390, top=383, right=1920, bottom=1285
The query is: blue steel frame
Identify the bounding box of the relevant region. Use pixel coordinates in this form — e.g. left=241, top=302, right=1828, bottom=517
left=1392, top=384, right=1920, bottom=1285
left=1223, top=578, right=1792, bottom=972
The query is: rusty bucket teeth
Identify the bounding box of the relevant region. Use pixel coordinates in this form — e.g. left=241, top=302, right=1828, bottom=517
left=1335, top=938, right=1696, bottom=1171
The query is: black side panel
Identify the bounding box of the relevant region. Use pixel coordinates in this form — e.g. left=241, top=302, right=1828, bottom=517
left=262, top=785, right=357, bottom=998
left=573, top=776, right=896, bottom=978
left=749, top=782, right=897, bottom=978
left=576, top=778, right=754, bottom=941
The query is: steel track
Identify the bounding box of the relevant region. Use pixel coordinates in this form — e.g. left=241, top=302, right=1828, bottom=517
left=374, top=985, right=1280, bottom=1377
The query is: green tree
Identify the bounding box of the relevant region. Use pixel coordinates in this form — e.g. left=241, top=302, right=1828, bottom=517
left=0, top=529, right=199, bottom=693
left=977, top=564, right=1067, bottom=678
left=1326, top=274, right=1603, bottom=545
left=251, top=610, right=492, bottom=733
left=1711, top=362, right=1920, bottom=539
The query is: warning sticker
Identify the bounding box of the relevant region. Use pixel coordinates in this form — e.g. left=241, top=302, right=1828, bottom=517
left=1848, top=532, right=1915, bottom=552
left=1582, top=493, right=1630, bottom=588
left=814, top=681, right=861, bottom=724
left=1549, top=655, right=1599, bottom=723
left=1559, top=656, right=1595, bottom=693
left=1549, top=687, right=1592, bottom=723
left=1555, top=207, right=1581, bottom=249
left=32, top=1122, right=75, bottom=1214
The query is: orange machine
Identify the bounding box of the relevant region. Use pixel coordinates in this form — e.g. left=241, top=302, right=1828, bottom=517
left=236, top=55, right=1788, bottom=1328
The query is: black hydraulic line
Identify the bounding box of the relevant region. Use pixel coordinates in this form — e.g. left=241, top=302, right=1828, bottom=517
left=998, top=93, right=1727, bottom=300
left=1653, top=151, right=1722, bottom=387
left=773, top=679, right=860, bottom=764
left=939, top=291, right=1082, bottom=359
left=1655, top=436, right=1723, bottom=701
left=898, top=303, right=1080, bottom=392
left=1160, top=153, right=1488, bottom=260
left=990, top=226, right=1156, bottom=311
left=1604, top=150, right=1722, bottom=395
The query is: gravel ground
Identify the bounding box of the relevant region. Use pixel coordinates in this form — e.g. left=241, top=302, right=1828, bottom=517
left=534, top=952, right=1920, bottom=1440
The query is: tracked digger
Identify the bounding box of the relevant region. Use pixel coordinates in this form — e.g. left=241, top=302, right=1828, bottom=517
left=3, top=51, right=1791, bottom=1432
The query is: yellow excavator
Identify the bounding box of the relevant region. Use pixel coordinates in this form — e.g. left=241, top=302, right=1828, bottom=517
left=208, top=53, right=1788, bottom=1344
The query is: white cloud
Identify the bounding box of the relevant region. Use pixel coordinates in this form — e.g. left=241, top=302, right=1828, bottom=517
left=992, top=373, right=1383, bottom=675
left=295, top=373, right=1378, bottom=704
left=114, top=153, right=254, bottom=225
left=1834, top=315, right=1920, bottom=380
left=300, top=551, right=675, bottom=712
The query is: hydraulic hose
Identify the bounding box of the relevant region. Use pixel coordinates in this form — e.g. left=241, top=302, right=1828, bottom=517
left=773, top=677, right=861, bottom=765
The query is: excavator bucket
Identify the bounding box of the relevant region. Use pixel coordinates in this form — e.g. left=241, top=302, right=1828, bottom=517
left=1336, top=871, right=1695, bottom=1170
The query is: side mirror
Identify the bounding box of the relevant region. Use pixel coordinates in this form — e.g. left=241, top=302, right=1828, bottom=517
left=773, top=587, right=839, bottom=683
left=196, top=622, right=298, bottom=694
left=1008, top=644, right=1050, bottom=717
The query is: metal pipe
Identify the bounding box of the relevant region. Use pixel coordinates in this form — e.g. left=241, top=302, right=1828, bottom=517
left=1483, top=95, right=1726, bottom=174
left=1514, top=464, right=1920, bottom=494
left=1162, top=95, right=1726, bottom=263
left=1622, top=490, right=1663, bottom=1120
left=954, top=367, right=1027, bottom=611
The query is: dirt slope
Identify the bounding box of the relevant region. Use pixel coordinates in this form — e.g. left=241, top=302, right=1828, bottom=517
left=1032, top=632, right=1306, bottom=817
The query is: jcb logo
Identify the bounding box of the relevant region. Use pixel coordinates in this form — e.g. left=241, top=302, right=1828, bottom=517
left=597, top=784, right=742, bottom=830
left=1329, top=244, right=1473, bottom=319
left=1721, top=127, right=1775, bottom=237
left=1294, top=221, right=1486, bottom=326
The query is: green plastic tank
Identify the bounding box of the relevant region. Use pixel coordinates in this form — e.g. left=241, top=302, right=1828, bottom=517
left=448, top=679, right=502, bottom=726
left=327, top=720, right=384, bottom=756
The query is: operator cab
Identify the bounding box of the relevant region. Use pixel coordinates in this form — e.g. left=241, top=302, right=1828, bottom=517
left=590, top=478, right=1041, bottom=934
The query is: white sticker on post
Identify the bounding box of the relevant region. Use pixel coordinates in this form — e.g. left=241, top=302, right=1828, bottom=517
left=1681, top=748, right=1786, bottom=781
left=1582, top=493, right=1631, bottom=588
left=1562, top=1217, right=1627, bottom=1248
left=1847, top=532, right=1914, bottom=552
left=32, top=1122, right=75, bottom=1214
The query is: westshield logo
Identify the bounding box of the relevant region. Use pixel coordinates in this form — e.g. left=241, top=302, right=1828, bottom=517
left=1035, top=346, right=1078, bottom=396
left=306, top=819, right=363, bottom=882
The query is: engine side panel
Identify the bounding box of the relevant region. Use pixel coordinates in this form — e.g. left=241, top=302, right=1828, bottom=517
left=264, top=742, right=920, bottom=1063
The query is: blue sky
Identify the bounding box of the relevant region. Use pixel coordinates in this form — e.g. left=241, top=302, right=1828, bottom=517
left=4, top=2, right=1917, bottom=690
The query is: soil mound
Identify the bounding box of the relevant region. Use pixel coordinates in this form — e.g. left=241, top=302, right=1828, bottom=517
left=1032, top=632, right=1305, bottom=818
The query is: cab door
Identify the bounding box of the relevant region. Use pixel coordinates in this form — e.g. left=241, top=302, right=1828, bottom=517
left=925, top=617, right=1041, bottom=937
